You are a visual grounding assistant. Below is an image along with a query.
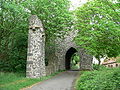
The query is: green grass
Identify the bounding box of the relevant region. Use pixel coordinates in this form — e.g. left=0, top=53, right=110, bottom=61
left=75, top=67, right=120, bottom=90
left=0, top=71, right=64, bottom=90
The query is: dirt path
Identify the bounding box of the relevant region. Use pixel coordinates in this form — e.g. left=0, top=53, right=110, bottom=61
left=27, top=71, right=79, bottom=90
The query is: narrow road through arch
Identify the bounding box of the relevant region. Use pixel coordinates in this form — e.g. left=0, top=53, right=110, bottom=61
left=27, top=71, right=79, bottom=90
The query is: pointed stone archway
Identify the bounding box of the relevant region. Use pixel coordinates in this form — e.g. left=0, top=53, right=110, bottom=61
left=65, top=47, right=77, bottom=70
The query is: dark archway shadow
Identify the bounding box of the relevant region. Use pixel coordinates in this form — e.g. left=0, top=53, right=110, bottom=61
left=65, top=47, right=77, bottom=70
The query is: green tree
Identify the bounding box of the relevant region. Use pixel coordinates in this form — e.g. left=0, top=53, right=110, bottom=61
left=75, top=0, right=120, bottom=64
left=0, top=0, right=72, bottom=72
left=0, top=0, right=29, bottom=72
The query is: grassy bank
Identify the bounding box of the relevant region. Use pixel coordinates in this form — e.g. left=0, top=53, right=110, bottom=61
left=75, top=67, right=120, bottom=90
left=0, top=71, right=63, bottom=90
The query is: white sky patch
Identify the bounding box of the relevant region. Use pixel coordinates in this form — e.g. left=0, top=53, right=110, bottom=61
left=69, top=0, right=88, bottom=10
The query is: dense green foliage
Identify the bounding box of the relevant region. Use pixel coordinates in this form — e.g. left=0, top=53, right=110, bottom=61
left=93, top=64, right=101, bottom=70
left=76, top=67, right=120, bottom=90
left=71, top=53, right=80, bottom=69
left=75, top=0, right=120, bottom=64
left=0, top=0, right=72, bottom=72
left=1, top=0, right=119, bottom=73
left=0, top=71, right=63, bottom=90
left=0, top=0, right=29, bottom=72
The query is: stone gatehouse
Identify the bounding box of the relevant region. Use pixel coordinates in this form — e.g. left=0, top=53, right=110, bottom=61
left=26, top=15, right=93, bottom=78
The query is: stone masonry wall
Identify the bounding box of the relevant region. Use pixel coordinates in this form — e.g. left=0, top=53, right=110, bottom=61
left=55, top=30, right=93, bottom=71
left=26, top=15, right=46, bottom=78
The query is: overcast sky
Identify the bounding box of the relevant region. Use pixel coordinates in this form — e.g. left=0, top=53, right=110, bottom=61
left=70, top=0, right=88, bottom=10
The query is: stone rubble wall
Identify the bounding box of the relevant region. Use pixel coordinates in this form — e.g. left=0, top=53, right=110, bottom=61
left=26, top=15, right=46, bottom=78
left=45, top=52, right=59, bottom=75
left=55, top=29, right=93, bottom=71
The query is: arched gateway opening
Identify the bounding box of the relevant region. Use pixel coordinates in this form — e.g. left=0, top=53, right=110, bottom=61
left=65, top=47, right=80, bottom=70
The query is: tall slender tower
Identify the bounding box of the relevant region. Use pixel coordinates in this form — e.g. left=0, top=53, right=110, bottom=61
left=26, top=15, right=46, bottom=78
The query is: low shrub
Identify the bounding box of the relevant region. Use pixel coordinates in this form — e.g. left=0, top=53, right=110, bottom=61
left=76, top=67, right=120, bottom=90
left=93, top=64, right=107, bottom=70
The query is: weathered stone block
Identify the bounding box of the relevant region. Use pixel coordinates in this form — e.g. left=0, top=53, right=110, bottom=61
left=27, top=61, right=33, bottom=64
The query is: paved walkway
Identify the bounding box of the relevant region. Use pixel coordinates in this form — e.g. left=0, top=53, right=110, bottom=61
left=28, top=71, right=79, bottom=90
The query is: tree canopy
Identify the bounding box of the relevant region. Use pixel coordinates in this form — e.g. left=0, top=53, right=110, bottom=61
left=0, top=0, right=72, bottom=72
left=75, top=0, right=120, bottom=64
left=0, top=0, right=120, bottom=72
